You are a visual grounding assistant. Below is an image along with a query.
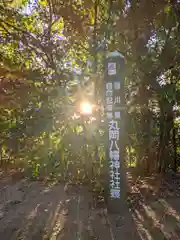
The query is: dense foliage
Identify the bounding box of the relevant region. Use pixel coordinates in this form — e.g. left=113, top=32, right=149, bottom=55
left=0, top=0, right=179, bottom=184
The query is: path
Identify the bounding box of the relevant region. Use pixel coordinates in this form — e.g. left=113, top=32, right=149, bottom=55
left=0, top=178, right=139, bottom=240
left=0, top=171, right=180, bottom=240
left=127, top=169, right=180, bottom=240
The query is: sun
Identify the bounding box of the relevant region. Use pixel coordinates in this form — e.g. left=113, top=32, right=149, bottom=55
left=79, top=102, right=92, bottom=115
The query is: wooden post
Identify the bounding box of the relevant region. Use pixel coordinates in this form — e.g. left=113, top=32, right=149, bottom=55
left=104, top=52, right=126, bottom=213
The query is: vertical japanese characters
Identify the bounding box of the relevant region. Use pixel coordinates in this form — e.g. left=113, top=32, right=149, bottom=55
left=109, top=120, right=120, bottom=198
left=105, top=61, right=121, bottom=199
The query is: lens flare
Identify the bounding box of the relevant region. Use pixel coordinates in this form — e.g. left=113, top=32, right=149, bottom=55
left=80, top=102, right=92, bottom=115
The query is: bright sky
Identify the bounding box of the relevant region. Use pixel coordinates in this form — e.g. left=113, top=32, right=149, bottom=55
left=22, top=0, right=37, bottom=15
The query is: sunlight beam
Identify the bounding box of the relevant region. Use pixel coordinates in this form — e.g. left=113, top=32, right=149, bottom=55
left=79, top=102, right=92, bottom=115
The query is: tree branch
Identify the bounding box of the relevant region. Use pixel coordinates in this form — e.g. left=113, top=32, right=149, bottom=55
left=47, top=0, right=53, bottom=41
left=0, top=18, right=54, bottom=66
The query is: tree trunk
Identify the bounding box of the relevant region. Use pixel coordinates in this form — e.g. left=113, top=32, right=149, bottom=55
left=158, top=100, right=174, bottom=173
left=158, top=102, right=168, bottom=173
left=172, top=115, right=177, bottom=172
left=158, top=106, right=164, bottom=173
left=147, top=116, right=154, bottom=173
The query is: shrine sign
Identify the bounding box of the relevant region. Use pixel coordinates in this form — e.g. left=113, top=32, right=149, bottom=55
left=104, top=52, right=125, bottom=211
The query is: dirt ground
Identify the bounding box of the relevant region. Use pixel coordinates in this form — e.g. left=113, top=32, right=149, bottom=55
left=0, top=169, right=180, bottom=240
left=127, top=169, right=180, bottom=240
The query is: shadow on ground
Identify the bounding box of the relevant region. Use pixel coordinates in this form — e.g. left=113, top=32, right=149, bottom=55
left=0, top=176, right=141, bottom=240
left=1, top=170, right=179, bottom=240
left=127, top=168, right=180, bottom=240
left=0, top=180, right=72, bottom=239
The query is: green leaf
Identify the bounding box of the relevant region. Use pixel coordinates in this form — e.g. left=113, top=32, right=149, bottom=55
left=164, top=5, right=171, bottom=14
left=38, top=0, right=47, bottom=6
left=9, top=0, right=24, bottom=8
left=52, top=18, right=64, bottom=33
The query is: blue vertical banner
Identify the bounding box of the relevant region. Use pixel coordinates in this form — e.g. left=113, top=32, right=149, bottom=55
left=104, top=52, right=125, bottom=204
